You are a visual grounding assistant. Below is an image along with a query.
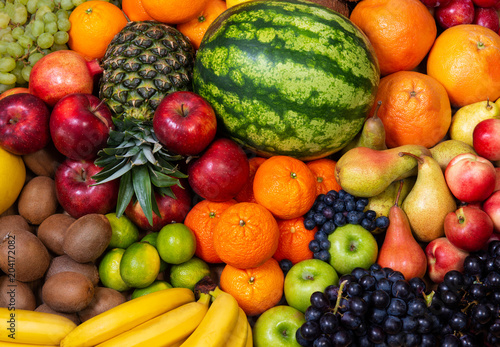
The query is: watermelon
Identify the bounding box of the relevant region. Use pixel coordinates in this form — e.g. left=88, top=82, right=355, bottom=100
left=193, top=0, right=380, bottom=161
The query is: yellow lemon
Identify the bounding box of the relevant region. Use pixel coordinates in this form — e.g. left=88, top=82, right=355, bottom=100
left=226, top=0, right=254, bottom=8
left=0, top=147, right=25, bottom=215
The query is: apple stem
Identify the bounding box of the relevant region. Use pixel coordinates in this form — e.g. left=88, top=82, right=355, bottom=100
left=180, top=103, right=189, bottom=117
left=332, top=279, right=348, bottom=315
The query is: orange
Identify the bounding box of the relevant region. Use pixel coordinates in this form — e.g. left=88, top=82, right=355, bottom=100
left=219, top=257, right=284, bottom=316
left=213, top=202, right=279, bottom=269
left=177, top=0, right=227, bottom=50
left=273, top=217, right=317, bottom=265
left=427, top=24, right=500, bottom=108
left=368, top=71, right=452, bottom=149
left=235, top=157, right=266, bottom=204
left=0, top=87, right=29, bottom=101
left=306, top=159, right=342, bottom=197
left=349, top=0, right=437, bottom=76
left=183, top=199, right=237, bottom=264
left=68, top=1, right=128, bottom=60
left=141, top=0, right=210, bottom=25
left=253, top=156, right=316, bottom=220
left=121, top=0, right=154, bottom=21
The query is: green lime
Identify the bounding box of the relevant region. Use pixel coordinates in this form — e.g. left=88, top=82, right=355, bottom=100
left=98, top=248, right=131, bottom=292
left=106, top=212, right=140, bottom=249
left=131, top=280, right=173, bottom=300
left=120, top=242, right=161, bottom=289
left=169, top=257, right=211, bottom=291
left=141, top=232, right=169, bottom=272
left=156, top=223, right=196, bottom=265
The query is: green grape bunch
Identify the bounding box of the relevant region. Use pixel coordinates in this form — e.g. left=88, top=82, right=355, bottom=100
left=0, top=0, right=121, bottom=93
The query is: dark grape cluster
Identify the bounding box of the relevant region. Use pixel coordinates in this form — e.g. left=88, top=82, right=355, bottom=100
left=303, top=189, right=390, bottom=262
left=429, top=240, right=500, bottom=346
left=296, top=263, right=440, bottom=347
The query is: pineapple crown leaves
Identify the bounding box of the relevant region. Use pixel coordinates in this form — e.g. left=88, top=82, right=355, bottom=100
left=91, top=117, right=187, bottom=227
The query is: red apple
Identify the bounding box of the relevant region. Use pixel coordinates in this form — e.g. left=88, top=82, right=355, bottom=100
left=483, top=232, right=500, bottom=250
left=29, top=50, right=103, bottom=107
left=153, top=91, right=217, bottom=156
left=420, top=0, right=452, bottom=7
left=435, top=0, right=475, bottom=29
left=483, top=190, right=500, bottom=232
left=444, top=205, right=494, bottom=252
left=473, top=118, right=500, bottom=162
left=472, top=0, right=500, bottom=6
left=0, top=87, right=30, bottom=101
left=50, top=93, right=114, bottom=161
left=54, top=158, right=119, bottom=219
left=445, top=153, right=496, bottom=203
left=495, top=167, right=500, bottom=192
left=473, top=6, right=500, bottom=31
left=124, top=183, right=192, bottom=232
left=0, top=93, right=51, bottom=155
left=425, top=237, right=469, bottom=283
left=188, top=138, right=250, bottom=202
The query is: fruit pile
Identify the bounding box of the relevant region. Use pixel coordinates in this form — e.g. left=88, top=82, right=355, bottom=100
left=0, top=0, right=500, bottom=346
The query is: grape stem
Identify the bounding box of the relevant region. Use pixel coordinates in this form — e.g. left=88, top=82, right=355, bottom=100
left=332, top=279, right=348, bottom=315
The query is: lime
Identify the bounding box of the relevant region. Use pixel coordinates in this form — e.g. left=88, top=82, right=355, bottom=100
left=120, top=242, right=161, bottom=288
left=98, top=248, right=131, bottom=292
left=156, top=223, right=196, bottom=265
left=141, top=232, right=169, bottom=272
left=131, top=280, right=173, bottom=300
left=170, top=257, right=211, bottom=291
left=106, top=212, right=140, bottom=249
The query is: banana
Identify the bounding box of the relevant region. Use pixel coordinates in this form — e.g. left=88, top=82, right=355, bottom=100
left=245, top=320, right=253, bottom=347
left=223, top=307, right=248, bottom=347
left=0, top=308, right=76, bottom=345
left=96, top=293, right=211, bottom=347
left=61, top=287, right=195, bottom=347
left=2, top=343, right=58, bottom=347
left=180, top=287, right=239, bottom=347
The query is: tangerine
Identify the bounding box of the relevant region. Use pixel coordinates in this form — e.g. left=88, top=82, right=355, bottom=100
left=273, top=216, right=317, bottom=265
left=306, top=159, right=342, bottom=197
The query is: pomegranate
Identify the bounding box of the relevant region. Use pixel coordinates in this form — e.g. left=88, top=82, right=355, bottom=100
left=29, top=50, right=103, bottom=107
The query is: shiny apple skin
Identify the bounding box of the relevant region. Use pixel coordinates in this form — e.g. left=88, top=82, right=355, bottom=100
left=0, top=93, right=50, bottom=155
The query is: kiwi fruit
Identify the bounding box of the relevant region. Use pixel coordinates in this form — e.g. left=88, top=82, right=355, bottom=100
left=42, top=271, right=94, bottom=313
left=22, top=143, right=64, bottom=178
left=0, top=229, right=51, bottom=282
left=35, top=303, right=81, bottom=325
left=63, top=214, right=112, bottom=263
left=77, top=287, right=126, bottom=322
left=17, top=176, right=58, bottom=225
left=0, top=275, right=36, bottom=310
left=0, top=215, right=32, bottom=239
left=37, top=214, right=76, bottom=255
left=45, top=255, right=99, bottom=286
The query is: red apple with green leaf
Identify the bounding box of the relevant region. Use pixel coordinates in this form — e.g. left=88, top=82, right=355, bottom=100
left=153, top=91, right=217, bottom=157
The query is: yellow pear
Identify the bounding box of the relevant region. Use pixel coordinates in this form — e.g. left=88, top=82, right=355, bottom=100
left=449, top=99, right=500, bottom=147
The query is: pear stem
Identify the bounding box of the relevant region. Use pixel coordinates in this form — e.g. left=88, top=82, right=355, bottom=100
left=398, top=151, right=423, bottom=165
left=372, top=100, right=382, bottom=120
left=394, top=180, right=404, bottom=207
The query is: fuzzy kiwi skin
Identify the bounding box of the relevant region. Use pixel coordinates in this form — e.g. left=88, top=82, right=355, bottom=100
left=77, top=287, right=126, bottom=322
left=0, top=275, right=36, bottom=310
left=45, top=255, right=99, bottom=286
left=42, top=271, right=94, bottom=313
left=63, top=214, right=112, bottom=263
left=0, top=215, right=32, bottom=238
left=0, top=229, right=51, bottom=282
left=18, top=176, right=58, bottom=225
left=35, top=303, right=81, bottom=325
left=37, top=214, right=76, bottom=255
left=22, top=143, right=64, bottom=178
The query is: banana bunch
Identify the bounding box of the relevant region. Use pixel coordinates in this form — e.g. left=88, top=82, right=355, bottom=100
left=96, top=287, right=253, bottom=347
left=0, top=308, right=77, bottom=345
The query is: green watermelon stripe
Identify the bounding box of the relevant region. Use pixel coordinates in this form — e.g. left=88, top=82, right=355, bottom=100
left=193, top=0, right=380, bottom=160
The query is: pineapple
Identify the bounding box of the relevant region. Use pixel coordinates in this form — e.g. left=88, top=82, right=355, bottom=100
left=93, top=21, right=195, bottom=227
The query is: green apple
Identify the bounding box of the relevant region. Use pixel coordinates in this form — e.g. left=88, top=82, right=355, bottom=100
left=253, top=305, right=306, bottom=347
left=284, top=259, right=338, bottom=313
left=328, top=223, right=378, bottom=275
